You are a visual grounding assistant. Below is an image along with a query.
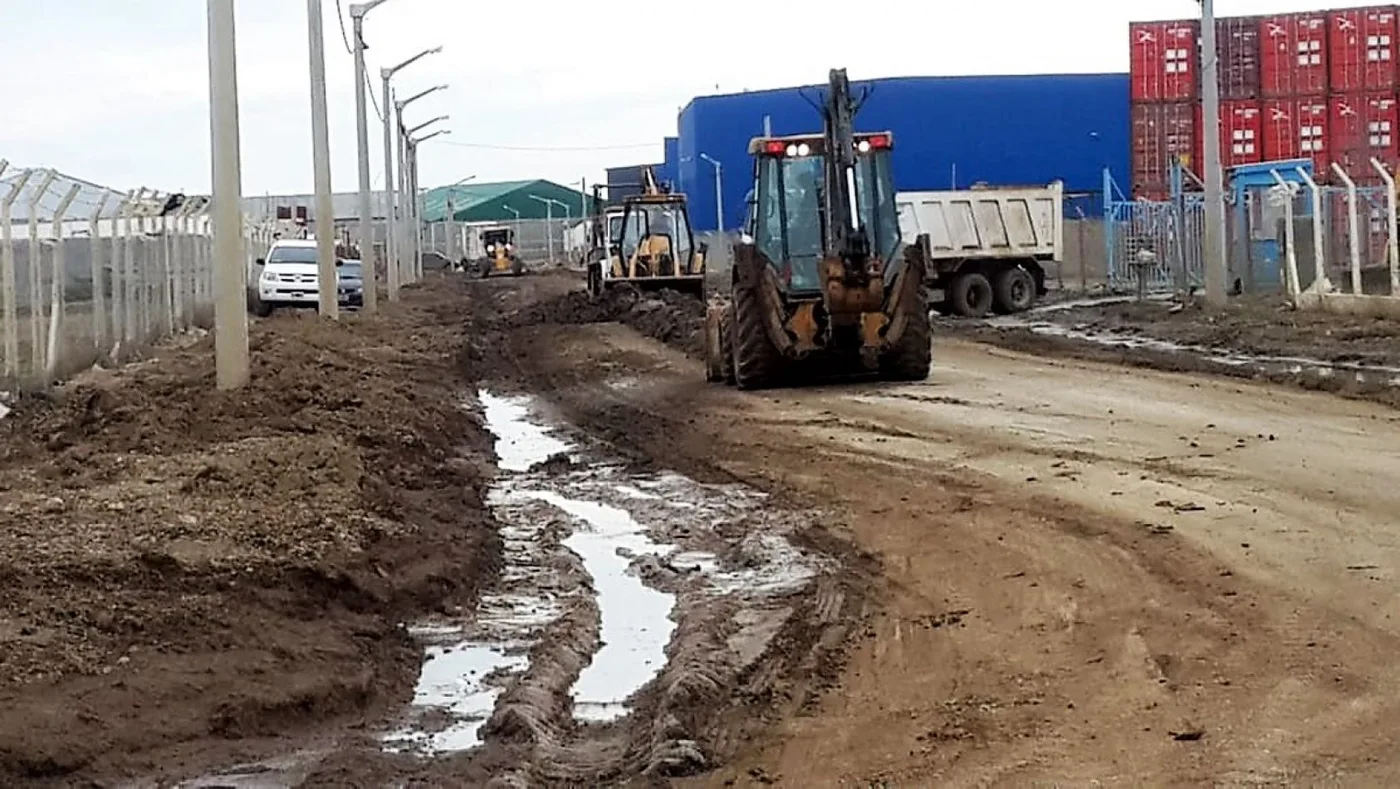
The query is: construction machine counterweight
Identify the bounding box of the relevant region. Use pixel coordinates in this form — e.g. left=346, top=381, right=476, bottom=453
left=703, top=68, right=932, bottom=390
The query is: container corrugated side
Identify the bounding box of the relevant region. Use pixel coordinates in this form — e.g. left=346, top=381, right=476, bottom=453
left=1260, top=12, right=1330, bottom=97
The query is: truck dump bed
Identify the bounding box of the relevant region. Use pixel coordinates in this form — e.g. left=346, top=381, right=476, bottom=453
left=896, top=182, right=1063, bottom=262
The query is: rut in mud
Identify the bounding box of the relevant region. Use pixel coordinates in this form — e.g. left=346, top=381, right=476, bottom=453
left=376, top=386, right=854, bottom=785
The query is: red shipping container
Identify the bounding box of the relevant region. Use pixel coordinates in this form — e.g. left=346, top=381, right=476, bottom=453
left=1218, top=16, right=1262, bottom=100
left=1329, top=7, right=1398, bottom=93
left=1259, top=13, right=1329, bottom=97
left=1132, top=102, right=1197, bottom=196
left=1262, top=98, right=1331, bottom=175
left=1130, top=21, right=1200, bottom=102
left=1206, top=101, right=1266, bottom=168
left=1328, top=93, right=1398, bottom=180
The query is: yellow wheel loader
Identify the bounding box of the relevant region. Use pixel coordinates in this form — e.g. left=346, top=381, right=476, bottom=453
left=703, top=68, right=931, bottom=390
left=475, top=226, right=525, bottom=278
left=586, top=169, right=706, bottom=299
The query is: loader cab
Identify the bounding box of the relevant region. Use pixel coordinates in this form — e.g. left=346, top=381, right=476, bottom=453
left=748, top=132, right=901, bottom=295
left=616, top=197, right=697, bottom=277
left=481, top=227, right=514, bottom=254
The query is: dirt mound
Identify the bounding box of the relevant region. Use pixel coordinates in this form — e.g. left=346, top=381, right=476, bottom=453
left=516, top=284, right=707, bottom=358
left=0, top=284, right=499, bottom=785
left=1044, top=297, right=1400, bottom=364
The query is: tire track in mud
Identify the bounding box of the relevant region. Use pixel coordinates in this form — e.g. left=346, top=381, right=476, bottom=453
left=382, top=385, right=865, bottom=786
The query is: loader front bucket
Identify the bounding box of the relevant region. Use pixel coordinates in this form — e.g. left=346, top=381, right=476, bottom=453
left=630, top=275, right=705, bottom=299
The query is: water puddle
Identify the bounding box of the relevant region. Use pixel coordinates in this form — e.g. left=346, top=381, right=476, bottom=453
left=385, top=389, right=823, bottom=755
left=991, top=315, right=1400, bottom=387
left=506, top=489, right=676, bottom=722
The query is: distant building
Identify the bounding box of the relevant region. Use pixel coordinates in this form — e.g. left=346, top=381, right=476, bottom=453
left=610, top=73, right=1130, bottom=232
left=418, top=179, right=590, bottom=224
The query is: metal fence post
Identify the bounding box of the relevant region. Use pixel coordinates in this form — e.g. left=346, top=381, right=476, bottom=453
left=1, top=170, right=33, bottom=379
left=1296, top=167, right=1328, bottom=294
left=28, top=170, right=57, bottom=375
left=45, top=185, right=81, bottom=380
left=89, top=193, right=111, bottom=359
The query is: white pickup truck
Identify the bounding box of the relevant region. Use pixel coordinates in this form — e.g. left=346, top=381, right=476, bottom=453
left=896, top=181, right=1063, bottom=317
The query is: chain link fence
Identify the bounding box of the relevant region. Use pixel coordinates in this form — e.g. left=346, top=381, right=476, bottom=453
left=2, top=164, right=219, bottom=391
left=423, top=218, right=588, bottom=269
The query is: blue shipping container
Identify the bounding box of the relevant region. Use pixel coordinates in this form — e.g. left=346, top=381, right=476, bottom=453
left=676, top=73, right=1130, bottom=232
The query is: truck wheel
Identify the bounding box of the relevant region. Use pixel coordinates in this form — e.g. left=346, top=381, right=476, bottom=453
left=949, top=272, right=993, bottom=318
left=880, top=284, right=932, bottom=381
left=731, top=253, right=785, bottom=390
left=992, top=266, right=1036, bottom=314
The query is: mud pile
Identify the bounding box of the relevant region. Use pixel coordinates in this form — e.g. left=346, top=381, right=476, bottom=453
left=517, top=285, right=707, bottom=359
left=0, top=284, right=498, bottom=785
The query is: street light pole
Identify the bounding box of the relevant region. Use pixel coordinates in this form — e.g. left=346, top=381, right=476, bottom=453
left=380, top=47, right=441, bottom=302
left=699, top=153, right=723, bottom=232
left=1200, top=0, right=1228, bottom=306
left=442, top=175, right=476, bottom=266
left=394, top=87, right=446, bottom=287
left=406, top=129, right=450, bottom=280
left=307, top=0, right=338, bottom=319
left=528, top=195, right=555, bottom=264
left=349, top=0, right=390, bottom=314
left=405, top=118, right=448, bottom=282
left=206, top=0, right=250, bottom=389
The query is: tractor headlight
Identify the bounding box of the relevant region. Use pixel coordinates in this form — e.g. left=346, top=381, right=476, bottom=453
left=486, top=244, right=495, bottom=253
left=857, top=140, right=872, bottom=153
left=796, top=142, right=811, bottom=157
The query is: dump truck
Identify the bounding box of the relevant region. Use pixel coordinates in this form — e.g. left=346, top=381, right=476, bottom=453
left=703, top=68, right=931, bottom=390
left=895, top=182, right=1063, bottom=316
left=586, top=168, right=706, bottom=299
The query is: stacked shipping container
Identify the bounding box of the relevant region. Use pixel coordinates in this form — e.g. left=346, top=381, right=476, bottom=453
left=1130, top=4, right=1400, bottom=199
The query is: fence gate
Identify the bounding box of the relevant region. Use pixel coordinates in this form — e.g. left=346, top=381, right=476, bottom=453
left=1104, top=169, right=1205, bottom=294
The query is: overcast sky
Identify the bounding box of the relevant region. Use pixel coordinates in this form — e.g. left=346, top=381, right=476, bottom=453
left=0, top=0, right=1379, bottom=196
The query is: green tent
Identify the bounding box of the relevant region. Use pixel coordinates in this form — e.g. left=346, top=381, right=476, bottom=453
left=419, top=179, right=595, bottom=223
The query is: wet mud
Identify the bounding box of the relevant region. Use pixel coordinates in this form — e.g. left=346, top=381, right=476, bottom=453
left=0, top=285, right=501, bottom=787
left=945, top=297, right=1400, bottom=409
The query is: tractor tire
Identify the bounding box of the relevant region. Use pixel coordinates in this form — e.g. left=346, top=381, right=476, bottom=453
left=477, top=260, right=491, bottom=279
left=992, top=265, right=1036, bottom=314
left=586, top=262, right=602, bottom=299
left=880, top=285, right=932, bottom=382
left=511, top=258, right=525, bottom=276
left=731, top=270, right=785, bottom=391
left=704, top=303, right=733, bottom=383
left=948, top=271, right=993, bottom=318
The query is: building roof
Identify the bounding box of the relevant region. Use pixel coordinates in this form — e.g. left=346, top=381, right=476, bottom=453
left=242, top=190, right=392, bottom=223
left=419, top=179, right=592, bottom=223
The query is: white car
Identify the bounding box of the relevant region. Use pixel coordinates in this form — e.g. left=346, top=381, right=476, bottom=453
left=253, top=239, right=363, bottom=316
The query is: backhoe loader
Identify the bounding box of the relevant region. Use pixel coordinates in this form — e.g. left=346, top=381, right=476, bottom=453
left=704, top=68, right=931, bottom=389
left=586, top=168, right=706, bottom=299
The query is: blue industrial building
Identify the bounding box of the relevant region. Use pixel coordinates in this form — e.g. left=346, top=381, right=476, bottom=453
left=646, top=73, right=1130, bottom=232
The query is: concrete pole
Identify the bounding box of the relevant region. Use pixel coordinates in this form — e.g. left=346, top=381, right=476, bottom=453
left=350, top=4, right=382, bottom=313
left=307, top=0, right=339, bottom=319
left=383, top=77, right=399, bottom=300
left=207, top=0, right=250, bottom=389
left=1200, top=0, right=1229, bottom=306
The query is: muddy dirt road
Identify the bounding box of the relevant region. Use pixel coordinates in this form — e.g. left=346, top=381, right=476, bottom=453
left=477, top=274, right=1400, bottom=787
left=8, top=270, right=1400, bottom=787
